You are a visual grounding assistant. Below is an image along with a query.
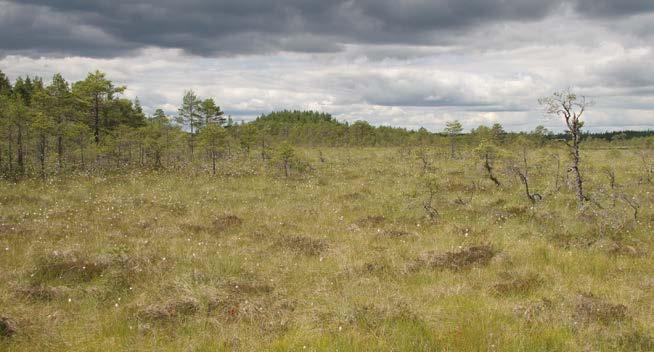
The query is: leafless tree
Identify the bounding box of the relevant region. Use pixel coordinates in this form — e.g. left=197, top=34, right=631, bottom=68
left=603, top=168, right=617, bottom=207
left=620, top=194, right=640, bottom=222
left=422, top=176, right=440, bottom=221
left=539, top=89, right=592, bottom=203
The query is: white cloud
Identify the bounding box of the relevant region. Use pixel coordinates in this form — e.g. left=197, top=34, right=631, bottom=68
left=1, top=10, right=654, bottom=132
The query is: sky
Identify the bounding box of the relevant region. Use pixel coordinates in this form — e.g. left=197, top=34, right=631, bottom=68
left=1, top=0, right=653, bottom=132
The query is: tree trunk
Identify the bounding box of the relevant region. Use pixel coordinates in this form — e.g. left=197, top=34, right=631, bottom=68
left=484, top=153, right=501, bottom=186
left=38, top=133, right=46, bottom=180
left=211, top=151, right=216, bottom=176
left=93, top=94, right=100, bottom=144
left=571, top=132, right=586, bottom=202
left=517, top=171, right=535, bottom=204
left=139, top=143, right=144, bottom=167
left=56, top=132, right=63, bottom=172
left=80, top=142, right=85, bottom=169
left=7, top=131, right=13, bottom=174
left=16, top=124, right=24, bottom=176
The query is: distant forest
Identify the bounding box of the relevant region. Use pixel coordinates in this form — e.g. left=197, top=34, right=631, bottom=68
left=1, top=69, right=652, bottom=179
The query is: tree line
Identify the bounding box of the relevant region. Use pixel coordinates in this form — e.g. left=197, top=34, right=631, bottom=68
left=1, top=69, right=652, bottom=180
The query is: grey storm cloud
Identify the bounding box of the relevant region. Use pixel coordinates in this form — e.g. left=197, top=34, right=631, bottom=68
left=2, top=0, right=653, bottom=57
left=1, top=0, right=654, bottom=131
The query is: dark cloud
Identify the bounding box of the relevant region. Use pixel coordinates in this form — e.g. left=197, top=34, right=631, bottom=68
left=573, top=0, right=654, bottom=17
left=3, top=0, right=652, bottom=58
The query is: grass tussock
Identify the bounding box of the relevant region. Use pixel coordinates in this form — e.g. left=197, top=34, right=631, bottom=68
left=574, top=293, right=628, bottom=324
left=32, top=250, right=110, bottom=283
left=212, top=214, right=244, bottom=233
left=356, top=215, right=386, bottom=228
left=491, top=272, right=544, bottom=296
left=407, top=245, right=497, bottom=272
left=274, top=235, right=328, bottom=256
left=0, top=316, right=17, bottom=338
left=137, top=297, right=201, bottom=322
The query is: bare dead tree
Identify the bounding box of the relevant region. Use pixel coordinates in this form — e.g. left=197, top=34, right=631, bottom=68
left=422, top=176, right=440, bottom=221
left=512, top=167, right=541, bottom=205
left=539, top=89, right=592, bottom=203
left=603, top=168, right=617, bottom=207
left=483, top=152, right=502, bottom=187
left=417, top=148, right=430, bottom=173
left=620, top=194, right=640, bottom=222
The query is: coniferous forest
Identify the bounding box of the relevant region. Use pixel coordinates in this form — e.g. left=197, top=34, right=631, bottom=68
left=1, top=69, right=653, bottom=181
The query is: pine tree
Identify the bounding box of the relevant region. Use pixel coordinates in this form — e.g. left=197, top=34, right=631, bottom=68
left=72, top=71, right=125, bottom=144
left=199, top=98, right=225, bottom=127
left=444, top=120, right=463, bottom=159
left=177, top=90, right=202, bottom=134
left=0, top=70, right=11, bottom=96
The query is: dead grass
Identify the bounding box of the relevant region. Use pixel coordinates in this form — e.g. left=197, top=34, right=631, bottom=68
left=513, top=298, right=554, bottom=324
left=615, top=330, right=654, bottom=351
left=491, top=272, right=544, bottom=296
left=32, top=250, right=110, bottom=283
left=356, top=215, right=386, bottom=228
left=137, top=297, right=201, bottom=322
left=212, top=214, right=243, bottom=233
left=407, top=245, right=497, bottom=272
left=14, top=284, right=71, bottom=301
left=377, top=229, right=413, bottom=238
left=0, top=316, right=17, bottom=338
left=274, top=235, right=328, bottom=256
left=574, top=293, right=628, bottom=324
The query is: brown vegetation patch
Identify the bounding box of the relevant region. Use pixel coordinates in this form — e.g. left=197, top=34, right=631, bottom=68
left=574, top=293, right=628, bottom=324
left=548, top=231, right=598, bottom=249
left=33, top=250, right=110, bottom=283
left=356, top=215, right=386, bottom=227
left=0, top=222, right=26, bottom=237
left=603, top=240, right=645, bottom=257
left=207, top=281, right=294, bottom=334
left=137, top=297, right=200, bottom=322
left=275, top=235, right=328, bottom=256
left=615, top=330, right=654, bottom=351
left=377, top=229, right=412, bottom=238
left=504, top=205, right=529, bottom=216
left=0, top=316, right=17, bottom=338
left=15, top=284, right=71, bottom=301
left=0, top=194, right=42, bottom=205
left=491, top=210, right=511, bottom=224
left=361, top=261, right=393, bottom=276
left=213, top=215, right=243, bottom=233
left=133, top=198, right=188, bottom=216
left=345, top=303, right=418, bottom=331
left=491, top=272, right=544, bottom=296
left=407, top=245, right=497, bottom=272
left=179, top=223, right=209, bottom=234
left=514, top=298, right=553, bottom=324
left=338, top=192, right=365, bottom=201
left=225, top=280, right=274, bottom=295
left=444, top=181, right=473, bottom=193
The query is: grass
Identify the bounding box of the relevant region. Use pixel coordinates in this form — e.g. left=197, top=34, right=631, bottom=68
left=0, top=146, right=653, bottom=351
